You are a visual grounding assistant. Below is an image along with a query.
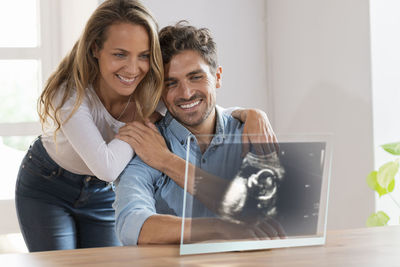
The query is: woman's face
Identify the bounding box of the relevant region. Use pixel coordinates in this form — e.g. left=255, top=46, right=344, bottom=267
left=94, top=22, right=150, bottom=99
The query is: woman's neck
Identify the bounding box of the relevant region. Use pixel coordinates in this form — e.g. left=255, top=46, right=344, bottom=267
left=94, top=79, right=136, bottom=122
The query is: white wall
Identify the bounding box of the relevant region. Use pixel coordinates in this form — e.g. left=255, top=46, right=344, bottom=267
left=266, top=0, right=375, bottom=229
left=59, top=0, right=98, bottom=60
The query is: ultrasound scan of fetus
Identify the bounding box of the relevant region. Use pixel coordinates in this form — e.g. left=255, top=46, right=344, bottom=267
left=218, top=151, right=285, bottom=226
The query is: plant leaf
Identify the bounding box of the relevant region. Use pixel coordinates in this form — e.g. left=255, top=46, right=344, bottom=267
left=377, top=161, right=399, bottom=189
left=366, top=171, right=378, bottom=191
left=366, top=170, right=391, bottom=197
left=366, top=211, right=390, bottom=227
left=388, top=179, right=395, bottom=193
left=382, top=142, right=400, bottom=155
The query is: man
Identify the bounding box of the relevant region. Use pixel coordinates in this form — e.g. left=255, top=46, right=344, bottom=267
left=114, top=22, right=283, bottom=245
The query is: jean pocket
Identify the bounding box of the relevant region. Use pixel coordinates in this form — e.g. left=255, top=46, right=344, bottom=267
left=20, top=152, right=59, bottom=180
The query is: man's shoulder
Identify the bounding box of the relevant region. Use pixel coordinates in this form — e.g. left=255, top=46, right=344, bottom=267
left=216, top=106, right=244, bottom=134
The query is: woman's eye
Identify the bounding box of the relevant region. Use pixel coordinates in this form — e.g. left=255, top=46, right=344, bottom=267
left=113, top=53, right=125, bottom=58
left=140, top=54, right=150, bottom=60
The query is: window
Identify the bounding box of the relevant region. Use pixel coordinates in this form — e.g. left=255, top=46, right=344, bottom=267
left=0, top=0, right=59, bottom=211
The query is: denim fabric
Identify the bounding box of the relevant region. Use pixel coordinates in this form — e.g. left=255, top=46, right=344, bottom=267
left=15, top=137, right=121, bottom=252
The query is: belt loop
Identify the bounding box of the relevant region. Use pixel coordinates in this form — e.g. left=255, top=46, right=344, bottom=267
left=109, top=182, right=115, bottom=191
left=56, top=167, right=63, bottom=177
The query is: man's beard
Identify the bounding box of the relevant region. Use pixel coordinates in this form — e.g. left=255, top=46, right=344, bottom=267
left=172, top=94, right=215, bottom=127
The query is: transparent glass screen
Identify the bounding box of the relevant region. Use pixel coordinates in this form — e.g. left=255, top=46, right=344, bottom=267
left=180, top=134, right=331, bottom=255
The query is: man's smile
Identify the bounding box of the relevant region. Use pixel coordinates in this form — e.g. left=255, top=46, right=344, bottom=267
left=178, top=99, right=202, bottom=110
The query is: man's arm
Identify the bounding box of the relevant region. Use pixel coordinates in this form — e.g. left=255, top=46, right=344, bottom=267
left=138, top=215, right=286, bottom=244
left=113, top=157, right=160, bottom=246
left=138, top=214, right=182, bottom=244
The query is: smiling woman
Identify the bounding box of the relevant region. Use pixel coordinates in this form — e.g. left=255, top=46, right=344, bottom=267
left=15, top=0, right=164, bottom=252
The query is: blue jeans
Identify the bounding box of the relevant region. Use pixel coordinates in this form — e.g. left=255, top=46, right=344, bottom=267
left=15, top=137, right=121, bottom=252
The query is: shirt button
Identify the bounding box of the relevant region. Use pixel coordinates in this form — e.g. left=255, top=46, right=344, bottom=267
left=202, top=158, right=206, bottom=164
left=85, top=177, right=92, bottom=182
left=180, top=140, right=184, bottom=145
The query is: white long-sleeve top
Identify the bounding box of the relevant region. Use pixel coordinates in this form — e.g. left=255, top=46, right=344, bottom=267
left=41, top=85, right=165, bottom=182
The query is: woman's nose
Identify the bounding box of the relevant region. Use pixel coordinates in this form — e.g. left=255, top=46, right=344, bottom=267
left=125, top=58, right=139, bottom=74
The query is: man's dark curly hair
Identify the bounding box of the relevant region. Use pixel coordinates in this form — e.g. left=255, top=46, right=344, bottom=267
left=159, top=21, right=218, bottom=72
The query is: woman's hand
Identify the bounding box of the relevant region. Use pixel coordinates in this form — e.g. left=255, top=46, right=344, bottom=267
left=231, top=108, right=278, bottom=156
left=116, top=120, right=171, bottom=171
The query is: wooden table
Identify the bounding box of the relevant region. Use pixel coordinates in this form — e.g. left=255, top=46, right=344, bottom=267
left=1, top=226, right=400, bottom=266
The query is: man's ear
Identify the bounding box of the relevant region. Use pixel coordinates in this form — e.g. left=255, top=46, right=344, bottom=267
left=215, top=66, right=223, bottom=88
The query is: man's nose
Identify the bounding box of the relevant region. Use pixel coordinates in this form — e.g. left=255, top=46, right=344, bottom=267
left=179, top=81, right=195, bottom=99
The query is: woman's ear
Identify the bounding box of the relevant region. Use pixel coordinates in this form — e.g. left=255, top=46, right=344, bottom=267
left=215, top=66, right=223, bottom=88
left=92, top=43, right=99, bottom=59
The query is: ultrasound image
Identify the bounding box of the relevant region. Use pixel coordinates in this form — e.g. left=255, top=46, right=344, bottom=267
left=218, top=151, right=285, bottom=225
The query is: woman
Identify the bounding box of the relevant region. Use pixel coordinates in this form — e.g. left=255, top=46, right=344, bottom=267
left=15, top=0, right=276, bottom=252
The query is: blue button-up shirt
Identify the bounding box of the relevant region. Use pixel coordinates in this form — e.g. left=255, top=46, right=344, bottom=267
left=113, top=106, right=244, bottom=245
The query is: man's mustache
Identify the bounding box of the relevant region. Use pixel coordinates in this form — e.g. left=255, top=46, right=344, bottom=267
left=174, top=94, right=204, bottom=106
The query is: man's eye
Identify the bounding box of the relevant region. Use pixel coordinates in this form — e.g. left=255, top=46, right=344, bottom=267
left=191, top=75, right=202, bottom=80
left=165, top=81, right=177, bottom=88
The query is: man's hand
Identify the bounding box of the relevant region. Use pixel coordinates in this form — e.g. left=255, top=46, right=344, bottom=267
left=189, top=217, right=286, bottom=242
left=231, top=108, right=278, bottom=156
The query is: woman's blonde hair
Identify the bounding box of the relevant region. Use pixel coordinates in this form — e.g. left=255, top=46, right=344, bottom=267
left=38, top=0, right=163, bottom=137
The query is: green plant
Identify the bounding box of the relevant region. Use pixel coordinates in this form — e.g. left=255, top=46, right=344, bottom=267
left=366, top=142, right=400, bottom=226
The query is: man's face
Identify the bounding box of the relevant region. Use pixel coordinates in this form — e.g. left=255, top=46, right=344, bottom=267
left=162, top=50, right=221, bottom=130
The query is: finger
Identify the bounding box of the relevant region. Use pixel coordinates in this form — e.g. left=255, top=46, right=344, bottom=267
left=252, top=226, right=271, bottom=240
left=119, top=123, right=141, bottom=133
left=266, top=141, right=275, bottom=155
left=117, top=131, right=142, bottom=143
left=265, top=218, right=287, bottom=239
left=257, top=220, right=282, bottom=240
left=243, top=228, right=259, bottom=241
left=125, top=122, right=155, bottom=138
left=251, top=142, right=266, bottom=155
left=130, top=121, right=151, bottom=132
left=272, top=134, right=280, bottom=153
left=117, top=135, right=140, bottom=147
left=262, top=143, right=272, bottom=155
left=118, top=127, right=144, bottom=140
left=145, top=121, right=159, bottom=133
left=260, top=129, right=275, bottom=154
left=241, top=135, right=250, bottom=157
